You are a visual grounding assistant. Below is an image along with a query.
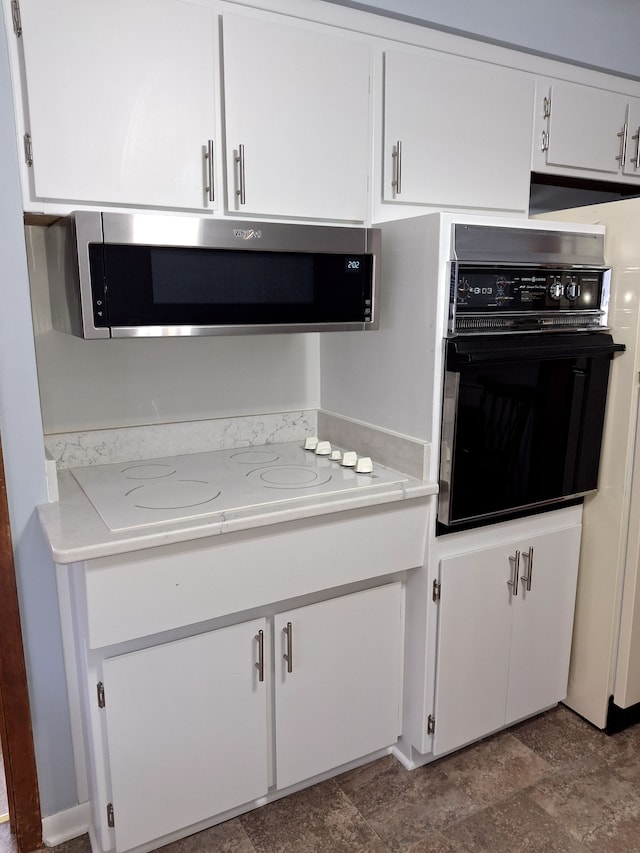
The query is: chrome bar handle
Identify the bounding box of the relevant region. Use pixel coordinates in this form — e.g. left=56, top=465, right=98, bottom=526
left=521, top=546, right=534, bottom=592
left=391, top=140, right=402, bottom=195
left=507, top=550, right=520, bottom=596
left=255, top=629, right=264, bottom=682
left=283, top=621, right=293, bottom=673
left=633, top=128, right=640, bottom=169
left=204, top=139, right=215, bottom=203
left=617, top=123, right=628, bottom=166
left=235, top=144, right=246, bottom=205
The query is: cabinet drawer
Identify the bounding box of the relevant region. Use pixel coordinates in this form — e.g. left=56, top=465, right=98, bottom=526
left=82, top=501, right=427, bottom=647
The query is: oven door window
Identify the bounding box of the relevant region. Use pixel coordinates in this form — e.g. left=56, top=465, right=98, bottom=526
left=439, top=334, right=619, bottom=529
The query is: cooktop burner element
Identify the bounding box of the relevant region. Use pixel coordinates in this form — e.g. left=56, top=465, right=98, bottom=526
left=125, top=480, right=222, bottom=510
left=70, top=441, right=408, bottom=532
left=122, top=463, right=178, bottom=479
left=250, top=465, right=334, bottom=489
left=229, top=449, right=281, bottom=465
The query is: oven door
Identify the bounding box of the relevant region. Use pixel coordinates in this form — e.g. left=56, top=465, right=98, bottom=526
left=438, top=332, right=624, bottom=531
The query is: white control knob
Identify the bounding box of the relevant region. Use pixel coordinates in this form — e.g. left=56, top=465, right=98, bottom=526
left=355, top=456, right=373, bottom=474
left=315, top=441, right=331, bottom=456
left=341, top=451, right=357, bottom=467
left=330, top=449, right=342, bottom=462
left=304, top=436, right=319, bottom=450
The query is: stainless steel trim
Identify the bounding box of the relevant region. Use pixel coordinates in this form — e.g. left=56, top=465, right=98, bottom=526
left=437, top=370, right=460, bottom=527
left=508, top=550, right=520, bottom=596
left=205, top=139, right=215, bottom=202
left=48, top=212, right=380, bottom=338
left=235, top=144, right=246, bottom=205
left=283, top=622, right=293, bottom=674
left=99, top=212, right=373, bottom=253
left=439, top=488, right=596, bottom=529
left=110, top=321, right=374, bottom=337
left=617, top=123, right=629, bottom=166
left=58, top=211, right=110, bottom=339
left=452, top=224, right=605, bottom=267
left=391, top=140, right=402, bottom=195
left=521, top=546, right=534, bottom=592
left=255, top=629, right=264, bottom=682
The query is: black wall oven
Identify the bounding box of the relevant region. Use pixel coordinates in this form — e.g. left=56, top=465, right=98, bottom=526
left=437, top=224, right=624, bottom=533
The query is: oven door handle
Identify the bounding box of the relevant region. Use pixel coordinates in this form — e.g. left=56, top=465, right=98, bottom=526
left=446, top=334, right=625, bottom=367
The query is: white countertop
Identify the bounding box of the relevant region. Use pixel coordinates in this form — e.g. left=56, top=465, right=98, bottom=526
left=38, top=441, right=437, bottom=563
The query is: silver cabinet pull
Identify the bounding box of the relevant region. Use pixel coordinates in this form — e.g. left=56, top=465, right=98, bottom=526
left=508, top=550, right=520, bottom=596
left=633, top=127, right=640, bottom=169
left=521, top=546, right=534, bottom=592
left=235, top=144, right=246, bottom=205
left=255, top=629, right=264, bottom=682
left=283, top=621, right=293, bottom=673
left=204, top=139, right=215, bottom=203
left=617, top=123, right=628, bottom=166
left=391, top=140, right=402, bottom=195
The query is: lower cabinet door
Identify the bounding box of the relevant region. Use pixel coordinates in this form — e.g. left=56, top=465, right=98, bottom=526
left=505, top=525, right=581, bottom=724
left=102, top=619, right=268, bottom=852
left=274, top=583, right=404, bottom=789
left=432, top=524, right=581, bottom=757
left=432, top=545, right=514, bottom=757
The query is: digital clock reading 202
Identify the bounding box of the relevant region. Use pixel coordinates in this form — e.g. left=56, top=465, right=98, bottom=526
left=345, top=257, right=361, bottom=272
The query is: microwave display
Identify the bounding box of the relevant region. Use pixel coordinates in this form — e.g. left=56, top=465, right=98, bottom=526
left=88, top=244, right=374, bottom=330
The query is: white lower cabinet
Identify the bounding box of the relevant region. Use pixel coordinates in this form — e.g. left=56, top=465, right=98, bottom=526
left=431, top=524, right=581, bottom=757
left=97, top=582, right=403, bottom=852
left=102, top=619, right=269, bottom=853
left=274, top=583, right=403, bottom=789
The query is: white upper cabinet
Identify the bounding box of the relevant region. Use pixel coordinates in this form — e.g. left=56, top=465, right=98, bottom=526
left=382, top=50, right=535, bottom=213
left=221, top=11, right=371, bottom=221
left=622, top=100, right=640, bottom=178
left=533, top=78, right=640, bottom=182
left=18, top=0, right=217, bottom=210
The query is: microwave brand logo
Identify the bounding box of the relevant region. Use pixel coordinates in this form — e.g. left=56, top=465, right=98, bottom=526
left=233, top=229, right=262, bottom=240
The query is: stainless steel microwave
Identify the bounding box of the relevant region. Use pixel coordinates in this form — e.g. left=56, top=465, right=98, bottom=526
left=44, top=212, right=381, bottom=339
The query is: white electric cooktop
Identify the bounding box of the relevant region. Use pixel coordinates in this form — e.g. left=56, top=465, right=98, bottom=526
left=70, top=441, right=409, bottom=532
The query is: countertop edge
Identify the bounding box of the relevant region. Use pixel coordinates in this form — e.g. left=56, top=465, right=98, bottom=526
left=39, top=477, right=437, bottom=565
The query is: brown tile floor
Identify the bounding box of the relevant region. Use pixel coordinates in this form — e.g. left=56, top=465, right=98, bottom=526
left=2, top=705, right=640, bottom=853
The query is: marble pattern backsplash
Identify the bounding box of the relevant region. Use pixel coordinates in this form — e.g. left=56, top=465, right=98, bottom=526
left=46, top=411, right=317, bottom=469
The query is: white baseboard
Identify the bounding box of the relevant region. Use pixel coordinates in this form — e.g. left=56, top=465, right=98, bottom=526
left=42, top=801, right=90, bottom=847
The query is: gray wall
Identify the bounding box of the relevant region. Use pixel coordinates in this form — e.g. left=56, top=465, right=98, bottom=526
left=0, top=12, right=77, bottom=816
left=326, top=0, right=640, bottom=80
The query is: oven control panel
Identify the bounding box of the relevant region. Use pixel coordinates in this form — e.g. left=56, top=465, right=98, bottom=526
left=450, top=264, right=609, bottom=334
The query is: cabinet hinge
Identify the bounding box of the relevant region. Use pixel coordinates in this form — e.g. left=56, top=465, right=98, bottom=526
left=97, top=681, right=105, bottom=709
left=427, top=714, right=436, bottom=735
left=543, top=95, right=551, bottom=119
left=541, top=130, right=550, bottom=152
left=432, top=579, right=441, bottom=602
left=10, top=0, right=22, bottom=37
left=106, top=802, right=115, bottom=828
left=23, top=133, right=33, bottom=167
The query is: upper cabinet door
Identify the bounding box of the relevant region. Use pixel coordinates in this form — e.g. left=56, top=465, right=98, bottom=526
left=622, top=99, right=640, bottom=177
left=19, top=0, right=217, bottom=210
left=533, top=79, right=633, bottom=178
left=383, top=50, right=534, bottom=212
left=221, top=12, right=371, bottom=221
